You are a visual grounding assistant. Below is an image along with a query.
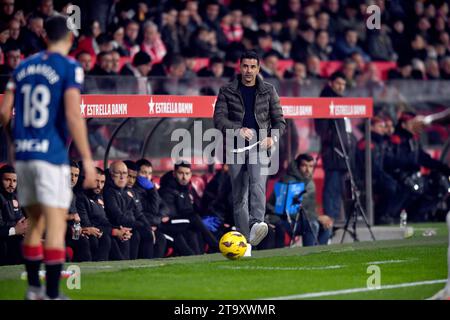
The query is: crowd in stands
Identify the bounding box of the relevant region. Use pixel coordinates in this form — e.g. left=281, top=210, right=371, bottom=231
left=3, top=0, right=450, bottom=94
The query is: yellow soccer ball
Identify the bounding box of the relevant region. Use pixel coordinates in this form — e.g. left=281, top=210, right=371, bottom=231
left=219, top=231, right=248, bottom=260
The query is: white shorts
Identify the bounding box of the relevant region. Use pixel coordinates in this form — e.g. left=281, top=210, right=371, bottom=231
left=15, top=160, right=73, bottom=209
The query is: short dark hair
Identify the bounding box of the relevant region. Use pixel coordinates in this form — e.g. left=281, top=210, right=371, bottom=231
left=96, top=167, right=105, bottom=175
left=136, top=159, right=153, bottom=171
left=44, top=15, right=71, bottom=43
left=329, top=71, right=346, bottom=81
left=174, top=160, right=191, bottom=171
left=240, top=50, right=260, bottom=65
left=123, top=160, right=137, bottom=172
left=295, top=153, right=314, bottom=167
left=70, top=160, right=80, bottom=169
left=75, top=50, right=91, bottom=60
left=0, top=164, right=15, bottom=176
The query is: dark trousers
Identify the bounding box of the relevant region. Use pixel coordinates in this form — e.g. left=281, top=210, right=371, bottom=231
left=67, top=236, right=92, bottom=262
left=0, top=236, right=23, bottom=265
left=88, top=234, right=112, bottom=261
left=323, top=169, right=346, bottom=221
left=153, top=230, right=167, bottom=258
left=131, top=227, right=154, bottom=259
left=160, top=221, right=197, bottom=256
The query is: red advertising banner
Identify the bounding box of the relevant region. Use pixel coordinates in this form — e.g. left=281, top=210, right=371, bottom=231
left=1, top=94, right=373, bottom=119
left=78, top=95, right=373, bottom=119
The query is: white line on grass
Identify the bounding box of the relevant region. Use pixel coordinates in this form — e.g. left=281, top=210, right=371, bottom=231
left=365, top=258, right=418, bottom=265
left=261, top=279, right=447, bottom=300
left=218, top=265, right=345, bottom=271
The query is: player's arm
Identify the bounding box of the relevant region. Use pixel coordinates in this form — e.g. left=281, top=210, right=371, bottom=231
left=0, top=89, right=14, bottom=128
left=64, top=88, right=96, bottom=188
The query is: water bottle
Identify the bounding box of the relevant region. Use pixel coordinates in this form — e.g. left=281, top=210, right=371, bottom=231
left=400, top=210, right=407, bottom=228
left=72, top=222, right=81, bottom=240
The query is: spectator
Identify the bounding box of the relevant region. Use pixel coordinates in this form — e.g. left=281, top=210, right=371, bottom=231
left=76, top=167, right=131, bottom=261
left=333, top=28, right=370, bottom=62
left=440, top=56, right=450, bottom=80
left=160, top=161, right=219, bottom=254
left=119, top=50, right=153, bottom=93
left=259, top=50, right=283, bottom=80
left=355, top=117, right=401, bottom=225
left=266, top=154, right=333, bottom=246
left=311, top=29, right=332, bottom=61
left=314, top=71, right=356, bottom=223
left=387, top=112, right=450, bottom=221
left=197, top=56, right=225, bottom=78
left=367, top=24, right=397, bottom=62
left=89, top=51, right=115, bottom=76
left=220, top=8, right=243, bottom=44
left=291, top=23, right=315, bottom=62
left=4, top=18, right=22, bottom=53
left=35, top=0, right=58, bottom=20
left=76, top=51, right=92, bottom=74
left=306, top=54, right=323, bottom=79
left=0, top=21, right=10, bottom=52
left=141, top=21, right=167, bottom=64
left=0, top=165, right=26, bottom=265
left=109, top=24, right=128, bottom=57
left=280, top=12, right=299, bottom=43
left=0, top=0, right=15, bottom=22
left=425, top=58, right=440, bottom=80
left=110, top=49, right=121, bottom=74
left=388, top=59, right=413, bottom=80
left=0, top=45, right=21, bottom=93
left=341, top=58, right=358, bottom=89
left=123, top=20, right=140, bottom=57
left=161, top=8, right=180, bottom=54
left=74, top=20, right=102, bottom=57
left=177, top=9, right=195, bottom=53
left=283, top=60, right=309, bottom=85
left=103, top=161, right=155, bottom=259
left=335, top=1, right=366, bottom=42
left=96, top=33, right=114, bottom=53
left=390, top=19, right=410, bottom=62
left=21, top=15, right=45, bottom=56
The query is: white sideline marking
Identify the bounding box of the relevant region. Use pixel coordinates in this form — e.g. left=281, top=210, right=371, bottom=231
left=218, top=265, right=345, bottom=271
left=261, top=279, right=447, bottom=300
left=365, top=259, right=418, bottom=265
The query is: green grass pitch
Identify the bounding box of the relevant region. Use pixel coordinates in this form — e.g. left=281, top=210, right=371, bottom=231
left=0, top=223, right=447, bottom=300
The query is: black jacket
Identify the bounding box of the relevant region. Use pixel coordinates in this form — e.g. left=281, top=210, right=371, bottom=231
left=388, top=128, right=450, bottom=177
left=103, top=181, right=151, bottom=229
left=0, top=190, right=24, bottom=238
left=133, top=182, right=169, bottom=226
left=159, top=173, right=197, bottom=219
left=213, top=74, right=286, bottom=139
left=314, top=85, right=355, bottom=170
left=76, top=190, right=113, bottom=236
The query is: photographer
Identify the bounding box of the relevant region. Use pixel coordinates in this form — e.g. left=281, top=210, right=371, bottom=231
left=387, top=112, right=450, bottom=222
left=266, top=154, right=333, bottom=247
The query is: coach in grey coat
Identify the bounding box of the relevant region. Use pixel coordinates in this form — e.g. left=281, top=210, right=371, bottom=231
left=213, top=50, right=286, bottom=253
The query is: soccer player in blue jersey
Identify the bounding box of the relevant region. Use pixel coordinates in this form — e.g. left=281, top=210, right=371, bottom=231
left=0, top=15, right=96, bottom=299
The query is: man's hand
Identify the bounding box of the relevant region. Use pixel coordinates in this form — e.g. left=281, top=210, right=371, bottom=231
left=408, top=116, right=427, bottom=135
left=161, top=216, right=170, bottom=223
left=260, top=137, right=274, bottom=150
left=14, top=218, right=28, bottom=235
left=82, top=227, right=102, bottom=238
left=239, top=127, right=254, bottom=141
left=318, top=215, right=333, bottom=229
left=68, top=213, right=81, bottom=223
